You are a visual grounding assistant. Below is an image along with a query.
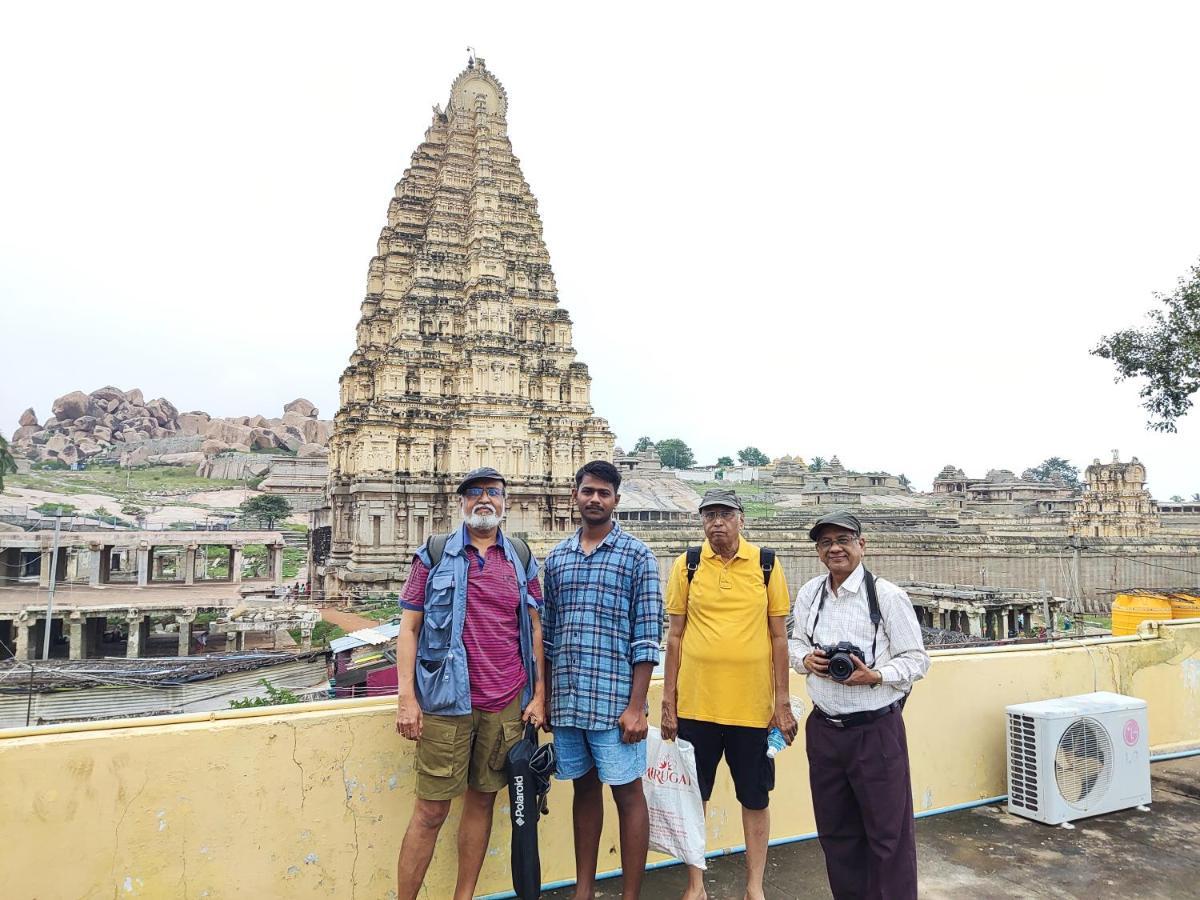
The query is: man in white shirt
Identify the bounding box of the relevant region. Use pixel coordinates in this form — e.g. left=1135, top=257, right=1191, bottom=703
left=790, top=511, right=930, bottom=900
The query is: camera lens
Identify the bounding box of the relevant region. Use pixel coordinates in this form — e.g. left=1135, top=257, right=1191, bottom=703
left=828, top=654, right=853, bottom=681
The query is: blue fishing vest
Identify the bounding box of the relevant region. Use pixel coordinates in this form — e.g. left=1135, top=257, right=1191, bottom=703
left=413, top=527, right=538, bottom=716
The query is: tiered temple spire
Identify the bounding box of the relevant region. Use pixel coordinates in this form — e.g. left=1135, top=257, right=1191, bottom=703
left=322, top=58, right=614, bottom=594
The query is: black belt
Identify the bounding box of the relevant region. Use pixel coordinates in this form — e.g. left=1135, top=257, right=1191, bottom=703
left=814, top=700, right=903, bottom=729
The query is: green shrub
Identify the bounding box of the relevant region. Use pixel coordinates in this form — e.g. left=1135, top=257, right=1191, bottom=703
left=228, top=679, right=302, bottom=708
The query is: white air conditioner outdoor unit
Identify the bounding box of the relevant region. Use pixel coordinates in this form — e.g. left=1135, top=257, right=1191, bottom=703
left=1006, top=691, right=1151, bottom=826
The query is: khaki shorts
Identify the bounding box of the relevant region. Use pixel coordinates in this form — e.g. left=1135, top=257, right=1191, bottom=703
left=415, top=693, right=525, bottom=801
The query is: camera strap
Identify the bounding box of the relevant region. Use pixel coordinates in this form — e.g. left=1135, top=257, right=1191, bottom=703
left=808, top=567, right=882, bottom=667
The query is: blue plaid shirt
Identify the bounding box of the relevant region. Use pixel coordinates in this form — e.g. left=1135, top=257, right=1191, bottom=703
left=542, top=521, right=663, bottom=730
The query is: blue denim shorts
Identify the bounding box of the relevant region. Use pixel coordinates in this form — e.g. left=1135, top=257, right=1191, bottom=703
left=553, top=726, right=647, bottom=786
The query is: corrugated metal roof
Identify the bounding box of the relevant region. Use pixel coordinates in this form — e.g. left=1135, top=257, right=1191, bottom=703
left=0, top=657, right=330, bottom=729
left=329, top=621, right=401, bottom=654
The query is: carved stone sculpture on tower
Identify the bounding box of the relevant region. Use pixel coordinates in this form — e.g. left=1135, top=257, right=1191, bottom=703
left=323, top=59, right=614, bottom=595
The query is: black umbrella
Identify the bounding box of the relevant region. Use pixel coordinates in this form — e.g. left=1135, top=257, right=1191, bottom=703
left=507, top=723, right=556, bottom=900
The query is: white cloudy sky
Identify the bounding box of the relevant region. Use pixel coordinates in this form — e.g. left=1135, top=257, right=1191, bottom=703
left=3, top=2, right=1199, bottom=496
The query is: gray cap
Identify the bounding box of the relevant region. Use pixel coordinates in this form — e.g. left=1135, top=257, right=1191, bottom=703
left=456, top=466, right=506, bottom=494
left=698, top=489, right=744, bottom=512
left=808, top=510, right=863, bottom=542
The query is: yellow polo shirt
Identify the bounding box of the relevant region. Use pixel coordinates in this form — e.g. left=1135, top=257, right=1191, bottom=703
left=665, top=538, right=791, bottom=728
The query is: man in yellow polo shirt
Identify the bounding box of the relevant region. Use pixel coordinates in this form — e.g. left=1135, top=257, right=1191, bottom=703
left=661, top=488, right=796, bottom=900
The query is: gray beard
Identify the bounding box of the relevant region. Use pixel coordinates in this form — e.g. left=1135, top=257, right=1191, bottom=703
left=465, top=512, right=502, bottom=530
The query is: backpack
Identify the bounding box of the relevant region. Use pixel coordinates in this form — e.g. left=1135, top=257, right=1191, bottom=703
left=424, top=532, right=532, bottom=572
left=684, top=545, right=776, bottom=590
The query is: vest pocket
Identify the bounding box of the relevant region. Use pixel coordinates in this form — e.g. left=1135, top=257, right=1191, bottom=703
left=422, top=573, right=455, bottom=650
left=416, top=655, right=456, bottom=712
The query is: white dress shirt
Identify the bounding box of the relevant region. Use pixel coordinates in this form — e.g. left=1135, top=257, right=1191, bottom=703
left=789, top=563, right=930, bottom=716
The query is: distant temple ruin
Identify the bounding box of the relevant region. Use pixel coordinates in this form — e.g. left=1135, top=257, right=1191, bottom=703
left=320, top=59, right=613, bottom=595
left=1070, top=452, right=1160, bottom=538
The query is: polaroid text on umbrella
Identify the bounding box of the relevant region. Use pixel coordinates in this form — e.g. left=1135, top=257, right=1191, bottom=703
left=513, top=775, right=526, bottom=826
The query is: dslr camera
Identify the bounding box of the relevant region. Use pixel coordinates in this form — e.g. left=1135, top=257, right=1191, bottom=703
left=817, top=642, right=867, bottom=682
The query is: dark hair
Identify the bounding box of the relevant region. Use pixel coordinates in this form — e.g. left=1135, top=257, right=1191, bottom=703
left=575, top=460, right=621, bottom=492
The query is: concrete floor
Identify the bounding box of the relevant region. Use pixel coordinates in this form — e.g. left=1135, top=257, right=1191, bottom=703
left=544, top=755, right=1200, bottom=899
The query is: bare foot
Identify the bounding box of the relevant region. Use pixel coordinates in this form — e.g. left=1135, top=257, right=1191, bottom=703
left=681, top=886, right=708, bottom=900
left=743, top=889, right=766, bottom=900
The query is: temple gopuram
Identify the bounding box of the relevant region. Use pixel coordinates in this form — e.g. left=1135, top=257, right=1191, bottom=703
left=320, top=58, right=613, bottom=596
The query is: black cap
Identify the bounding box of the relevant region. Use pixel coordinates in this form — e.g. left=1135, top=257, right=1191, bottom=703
left=456, top=467, right=506, bottom=494
left=808, top=510, right=862, bottom=542
left=698, top=488, right=744, bottom=512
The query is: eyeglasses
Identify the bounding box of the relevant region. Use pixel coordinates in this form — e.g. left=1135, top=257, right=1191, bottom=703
left=464, top=486, right=505, bottom=499
left=816, top=535, right=859, bottom=550
left=701, top=508, right=739, bottom=521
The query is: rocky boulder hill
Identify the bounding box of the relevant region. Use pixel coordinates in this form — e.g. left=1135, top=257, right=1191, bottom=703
left=11, top=388, right=333, bottom=467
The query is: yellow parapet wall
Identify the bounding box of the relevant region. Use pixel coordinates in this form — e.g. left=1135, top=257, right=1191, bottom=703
left=2, top=621, right=1199, bottom=899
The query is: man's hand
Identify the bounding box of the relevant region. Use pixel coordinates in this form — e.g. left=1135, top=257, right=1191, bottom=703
left=521, top=695, right=545, bottom=730
left=770, top=701, right=799, bottom=745
left=804, top=647, right=831, bottom=678
left=619, top=704, right=649, bottom=744
left=660, top=701, right=678, bottom=741
left=842, top=654, right=884, bottom=687
left=396, top=694, right=422, bottom=741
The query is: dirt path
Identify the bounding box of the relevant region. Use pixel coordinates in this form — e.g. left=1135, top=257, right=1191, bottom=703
left=320, top=607, right=377, bottom=632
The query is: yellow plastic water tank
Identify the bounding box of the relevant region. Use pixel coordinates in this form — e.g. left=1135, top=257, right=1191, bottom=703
left=1111, top=591, right=1173, bottom=636
left=1169, top=592, right=1200, bottom=620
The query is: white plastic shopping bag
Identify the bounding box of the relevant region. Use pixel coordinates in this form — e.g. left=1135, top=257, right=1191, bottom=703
left=642, top=726, right=707, bottom=870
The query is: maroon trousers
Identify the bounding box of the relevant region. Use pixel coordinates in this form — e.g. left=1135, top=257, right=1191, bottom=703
left=805, top=708, right=918, bottom=900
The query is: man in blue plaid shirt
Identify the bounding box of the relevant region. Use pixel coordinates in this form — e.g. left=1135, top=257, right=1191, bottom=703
left=543, top=459, right=663, bottom=900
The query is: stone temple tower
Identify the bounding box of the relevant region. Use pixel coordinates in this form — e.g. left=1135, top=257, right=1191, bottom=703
left=323, top=58, right=614, bottom=595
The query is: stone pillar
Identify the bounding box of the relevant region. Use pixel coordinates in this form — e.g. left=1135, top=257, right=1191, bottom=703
left=175, top=610, right=196, bottom=657
left=88, top=542, right=104, bottom=587
left=15, top=619, right=32, bottom=660
left=136, top=544, right=150, bottom=588
left=230, top=545, right=244, bottom=584
left=184, top=545, right=198, bottom=586
left=38, top=549, right=53, bottom=588
left=269, top=543, right=284, bottom=583
left=126, top=612, right=149, bottom=658
left=68, top=612, right=85, bottom=660
left=300, top=622, right=313, bottom=651
left=966, top=610, right=984, bottom=638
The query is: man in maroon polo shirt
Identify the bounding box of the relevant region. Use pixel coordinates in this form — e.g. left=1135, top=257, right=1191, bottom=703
left=394, top=467, right=546, bottom=900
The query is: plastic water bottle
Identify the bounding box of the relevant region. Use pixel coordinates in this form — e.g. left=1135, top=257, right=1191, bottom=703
left=766, top=697, right=806, bottom=759
left=766, top=728, right=788, bottom=759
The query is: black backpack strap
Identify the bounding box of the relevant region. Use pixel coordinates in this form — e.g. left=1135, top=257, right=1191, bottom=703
left=508, top=535, right=532, bottom=572
left=425, top=533, right=451, bottom=569
left=760, top=548, right=775, bottom=588
left=685, top=546, right=701, bottom=583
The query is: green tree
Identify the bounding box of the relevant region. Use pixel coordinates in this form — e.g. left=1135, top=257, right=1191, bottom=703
left=1170, top=495, right=1185, bottom=502
left=1092, top=258, right=1200, bottom=432
left=239, top=494, right=292, bottom=528
left=1192, top=493, right=1200, bottom=502
left=810, top=456, right=827, bottom=472
left=632, top=436, right=654, bottom=453
left=656, top=439, right=695, bottom=469
left=716, top=455, right=734, bottom=468
left=1021, top=457, right=1081, bottom=489
left=898, top=474, right=912, bottom=489
left=0, top=434, right=16, bottom=491
left=737, top=447, right=770, bottom=467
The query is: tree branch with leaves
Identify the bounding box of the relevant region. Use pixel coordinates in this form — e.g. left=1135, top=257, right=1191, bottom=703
left=1092, top=258, right=1200, bottom=432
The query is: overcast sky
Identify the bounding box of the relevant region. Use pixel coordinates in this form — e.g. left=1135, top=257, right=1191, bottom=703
left=3, top=2, right=1199, bottom=496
